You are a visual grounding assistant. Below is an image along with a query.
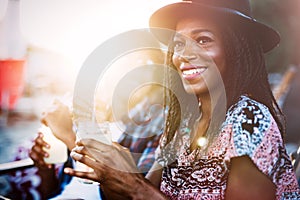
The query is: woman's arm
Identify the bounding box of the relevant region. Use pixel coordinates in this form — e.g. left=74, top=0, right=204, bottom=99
left=146, top=162, right=163, bottom=188
left=225, top=155, right=276, bottom=200
left=64, top=139, right=166, bottom=199
left=99, top=171, right=166, bottom=200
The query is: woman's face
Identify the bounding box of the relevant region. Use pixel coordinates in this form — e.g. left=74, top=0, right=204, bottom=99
left=172, top=16, right=227, bottom=97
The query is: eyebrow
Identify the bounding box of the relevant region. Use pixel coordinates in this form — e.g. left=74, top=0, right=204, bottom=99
left=173, top=28, right=216, bottom=41
left=190, top=28, right=214, bottom=35
left=175, top=28, right=215, bottom=38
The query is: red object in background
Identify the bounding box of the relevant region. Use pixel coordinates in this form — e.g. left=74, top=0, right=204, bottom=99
left=0, top=59, right=26, bottom=110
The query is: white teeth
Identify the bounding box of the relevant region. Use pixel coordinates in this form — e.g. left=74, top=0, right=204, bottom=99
left=182, top=68, right=206, bottom=76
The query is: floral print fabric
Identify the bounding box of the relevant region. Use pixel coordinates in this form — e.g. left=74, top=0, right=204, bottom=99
left=157, top=95, right=300, bottom=199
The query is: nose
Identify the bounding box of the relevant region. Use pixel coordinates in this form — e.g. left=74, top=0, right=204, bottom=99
left=175, top=41, right=198, bottom=62
left=178, top=54, right=197, bottom=62
left=172, top=48, right=197, bottom=67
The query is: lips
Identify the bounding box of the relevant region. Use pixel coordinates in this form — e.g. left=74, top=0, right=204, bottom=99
left=180, top=65, right=207, bottom=80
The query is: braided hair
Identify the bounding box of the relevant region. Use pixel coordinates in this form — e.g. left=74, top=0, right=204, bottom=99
left=161, top=22, right=286, bottom=150
left=222, top=25, right=286, bottom=138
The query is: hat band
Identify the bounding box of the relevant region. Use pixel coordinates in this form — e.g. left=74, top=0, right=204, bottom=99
left=183, top=0, right=252, bottom=18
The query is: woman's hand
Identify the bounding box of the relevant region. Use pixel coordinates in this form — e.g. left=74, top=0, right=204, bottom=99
left=65, top=139, right=165, bottom=199
left=65, top=139, right=140, bottom=181
left=41, top=99, right=76, bottom=150
left=29, top=132, right=52, bottom=169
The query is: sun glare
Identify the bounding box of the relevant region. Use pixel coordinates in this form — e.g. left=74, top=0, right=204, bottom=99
left=20, top=0, right=179, bottom=70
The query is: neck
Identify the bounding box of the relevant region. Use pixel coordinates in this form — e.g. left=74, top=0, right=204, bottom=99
left=190, top=91, right=227, bottom=151
left=199, top=94, right=212, bottom=121
left=189, top=94, right=211, bottom=151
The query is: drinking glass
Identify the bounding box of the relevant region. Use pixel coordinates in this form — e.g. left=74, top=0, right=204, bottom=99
left=39, top=124, right=68, bottom=164
left=75, top=121, right=112, bottom=184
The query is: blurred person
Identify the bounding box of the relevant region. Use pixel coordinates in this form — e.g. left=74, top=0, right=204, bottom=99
left=30, top=88, right=164, bottom=199
left=29, top=32, right=166, bottom=199
left=65, top=0, right=300, bottom=199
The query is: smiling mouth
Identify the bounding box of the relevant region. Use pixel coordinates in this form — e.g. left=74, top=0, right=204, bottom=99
left=182, top=68, right=207, bottom=76
left=180, top=66, right=207, bottom=81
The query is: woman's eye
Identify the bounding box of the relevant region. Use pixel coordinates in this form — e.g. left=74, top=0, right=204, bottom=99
left=172, top=41, right=185, bottom=51
left=197, top=36, right=213, bottom=45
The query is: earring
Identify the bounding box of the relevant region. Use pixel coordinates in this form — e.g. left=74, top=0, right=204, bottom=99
left=198, top=98, right=202, bottom=108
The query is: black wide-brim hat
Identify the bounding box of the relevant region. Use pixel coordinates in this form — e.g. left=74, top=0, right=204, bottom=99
left=149, top=0, right=280, bottom=53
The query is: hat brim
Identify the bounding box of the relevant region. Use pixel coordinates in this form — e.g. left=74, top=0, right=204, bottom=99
left=149, top=2, right=280, bottom=53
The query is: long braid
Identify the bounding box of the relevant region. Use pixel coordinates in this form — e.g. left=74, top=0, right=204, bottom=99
left=162, top=50, right=200, bottom=147
left=162, top=50, right=181, bottom=145
left=222, top=26, right=286, bottom=137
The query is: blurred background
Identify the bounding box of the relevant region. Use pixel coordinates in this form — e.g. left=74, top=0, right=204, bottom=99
left=0, top=0, right=299, bottom=199
left=251, top=0, right=300, bottom=148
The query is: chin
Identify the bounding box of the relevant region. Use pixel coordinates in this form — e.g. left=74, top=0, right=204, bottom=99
left=181, top=76, right=207, bottom=95
left=183, top=84, right=207, bottom=97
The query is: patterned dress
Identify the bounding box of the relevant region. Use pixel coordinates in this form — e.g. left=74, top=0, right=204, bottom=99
left=156, top=95, right=300, bottom=199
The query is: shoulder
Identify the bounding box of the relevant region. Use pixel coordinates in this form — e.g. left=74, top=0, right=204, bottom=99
left=222, top=95, right=277, bottom=158
left=225, top=95, right=272, bottom=135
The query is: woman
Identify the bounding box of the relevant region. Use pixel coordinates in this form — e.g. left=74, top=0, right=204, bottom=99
left=65, top=0, right=300, bottom=199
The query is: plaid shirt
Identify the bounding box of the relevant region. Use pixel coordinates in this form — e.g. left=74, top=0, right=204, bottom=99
left=118, top=98, right=164, bottom=174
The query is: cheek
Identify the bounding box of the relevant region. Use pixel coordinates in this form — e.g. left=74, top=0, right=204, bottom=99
left=172, top=55, right=180, bottom=67
left=207, top=48, right=227, bottom=75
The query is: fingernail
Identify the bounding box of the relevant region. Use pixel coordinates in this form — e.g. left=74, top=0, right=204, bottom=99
left=74, top=146, right=83, bottom=151
left=70, top=151, right=81, bottom=160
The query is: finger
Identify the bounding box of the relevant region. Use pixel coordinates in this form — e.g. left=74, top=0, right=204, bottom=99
left=30, top=134, right=52, bottom=166
left=64, top=167, right=99, bottom=182
left=73, top=139, right=138, bottom=170
left=66, top=153, right=107, bottom=184
left=32, top=143, right=49, bottom=157
left=72, top=144, right=111, bottom=163
left=32, top=136, right=50, bottom=157
left=111, top=142, right=134, bottom=162
left=30, top=142, right=49, bottom=162
left=72, top=144, right=138, bottom=174
left=73, top=143, right=105, bottom=154
left=29, top=149, right=41, bottom=162
left=40, top=118, right=47, bottom=126
left=70, top=150, right=108, bottom=171
left=70, top=151, right=88, bottom=163
left=35, top=133, right=50, bottom=149
left=72, top=146, right=85, bottom=155
left=29, top=149, right=52, bottom=168
left=112, top=142, right=129, bottom=152
left=77, top=138, right=112, bottom=152
left=76, top=138, right=100, bottom=146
